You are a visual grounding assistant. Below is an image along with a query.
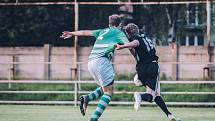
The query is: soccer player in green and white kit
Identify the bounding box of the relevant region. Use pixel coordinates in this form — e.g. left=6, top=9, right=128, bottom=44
left=60, top=14, right=128, bottom=121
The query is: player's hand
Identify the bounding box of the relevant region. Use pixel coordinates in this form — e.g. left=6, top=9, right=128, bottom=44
left=115, top=44, right=123, bottom=50
left=60, top=31, right=72, bottom=39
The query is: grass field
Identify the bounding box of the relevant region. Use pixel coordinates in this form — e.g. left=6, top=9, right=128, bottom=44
left=0, top=105, right=215, bottom=121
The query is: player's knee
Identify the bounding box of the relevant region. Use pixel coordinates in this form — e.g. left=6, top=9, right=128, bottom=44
left=144, top=93, right=153, bottom=103
left=147, top=94, right=153, bottom=103
left=147, top=90, right=160, bottom=102
left=155, top=92, right=160, bottom=97
left=103, top=85, right=113, bottom=96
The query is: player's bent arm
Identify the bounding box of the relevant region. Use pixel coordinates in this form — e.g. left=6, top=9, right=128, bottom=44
left=125, top=40, right=140, bottom=48
left=116, top=40, right=139, bottom=50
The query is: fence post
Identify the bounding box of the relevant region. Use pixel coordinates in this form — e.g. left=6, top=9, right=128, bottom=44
left=71, top=1, right=79, bottom=80
left=203, top=67, right=210, bottom=80
left=44, top=44, right=51, bottom=80
left=74, top=81, right=78, bottom=107
left=8, top=55, right=18, bottom=88
left=73, top=2, right=79, bottom=106
left=12, top=55, right=18, bottom=80
left=8, top=63, right=12, bottom=89
left=171, top=42, right=179, bottom=80
left=77, top=63, right=81, bottom=90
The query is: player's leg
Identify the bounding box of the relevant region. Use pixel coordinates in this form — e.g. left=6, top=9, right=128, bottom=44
left=152, top=83, right=180, bottom=121
left=153, top=86, right=179, bottom=121
left=151, top=63, right=179, bottom=120
left=134, top=63, right=153, bottom=110
left=79, top=59, right=105, bottom=116
left=90, top=83, right=113, bottom=121
left=79, top=87, right=103, bottom=116
left=147, top=83, right=172, bottom=116
left=85, top=87, right=103, bottom=102
left=134, top=91, right=153, bottom=111
left=153, top=85, right=171, bottom=116
left=147, top=62, right=176, bottom=119
left=89, top=57, right=115, bottom=121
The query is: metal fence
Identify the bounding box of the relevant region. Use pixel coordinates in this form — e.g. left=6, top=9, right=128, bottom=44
left=0, top=61, right=215, bottom=106
left=0, top=80, right=215, bottom=106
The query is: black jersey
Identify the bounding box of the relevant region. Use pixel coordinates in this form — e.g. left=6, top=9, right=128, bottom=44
left=130, top=34, right=159, bottom=64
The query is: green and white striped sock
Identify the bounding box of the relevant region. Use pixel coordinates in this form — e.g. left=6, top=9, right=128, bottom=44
left=86, top=87, right=103, bottom=102
left=90, top=94, right=112, bottom=120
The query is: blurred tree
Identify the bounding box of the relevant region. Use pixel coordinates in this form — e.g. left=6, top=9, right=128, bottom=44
left=0, top=5, right=74, bottom=46
left=133, top=4, right=187, bottom=45
left=0, top=0, right=207, bottom=46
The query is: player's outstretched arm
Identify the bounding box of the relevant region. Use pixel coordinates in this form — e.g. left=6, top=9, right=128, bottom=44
left=60, top=30, right=93, bottom=39
left=115, top=40, right=139, bottom=50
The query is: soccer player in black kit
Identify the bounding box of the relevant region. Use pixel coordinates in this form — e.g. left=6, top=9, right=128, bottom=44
left=115, top=23, right=180, bottom=121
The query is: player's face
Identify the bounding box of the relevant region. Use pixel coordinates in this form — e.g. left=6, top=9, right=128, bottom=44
left=125, top=30, right=131, bottom=39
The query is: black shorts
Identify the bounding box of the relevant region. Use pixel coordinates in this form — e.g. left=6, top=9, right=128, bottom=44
left=136, top=62, right=159, bottom=91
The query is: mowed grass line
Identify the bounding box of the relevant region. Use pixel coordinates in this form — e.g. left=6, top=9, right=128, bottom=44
left=0, top=105, right=214, bottom=121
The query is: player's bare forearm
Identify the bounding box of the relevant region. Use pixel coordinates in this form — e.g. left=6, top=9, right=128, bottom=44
left=60, top=30, right=93, bottom=39
left=124, top=40, right=139, bottom=48
left=115, top=40, right=139, bottom=50
left=70, top=30, right=93, bottom=36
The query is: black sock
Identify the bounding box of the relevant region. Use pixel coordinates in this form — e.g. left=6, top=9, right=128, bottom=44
left=140, top=93, right=153, bottom=103
left=154, top=96, right=171, bottom=116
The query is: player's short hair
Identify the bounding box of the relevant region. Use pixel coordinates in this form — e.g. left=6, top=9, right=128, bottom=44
left=109, top=14, right=121, bottom=27
left=125, top=23, right=139, bottom=35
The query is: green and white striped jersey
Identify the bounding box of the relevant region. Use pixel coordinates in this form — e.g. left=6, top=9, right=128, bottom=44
left=89, top=27, right=128, bottom=60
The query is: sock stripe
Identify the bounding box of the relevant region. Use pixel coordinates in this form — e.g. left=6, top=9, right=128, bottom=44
left=86, top=87, right=103, bottom=102
left=93, top=111, right=102, bottom=119
left=96, top=107, right=104, bottom=113
left=101, top=94, right=111, bottom=101
left=92, top=93, right=96, bottom=100
left=98, top=103, right=106, bottom=110
left=97, top=89, right=102, bottom=96
left=89, top=94, right=93, bottom=100
left=94, top=91, right=99, bottom=98
left=90, top=94, right=112, bottom=120
left=91, top=113, right=99, bottom=119
left=101, top=97, right=110, bottom=103
left=99, top=100, right=108, bottom=107
left=91, top=111, right=102, bottom=119
left=95, top=111, right=102, bottom=117
left=103, top=94, right=111, bottom=99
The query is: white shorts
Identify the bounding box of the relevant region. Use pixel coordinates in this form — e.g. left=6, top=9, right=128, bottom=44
left=88, top=57, right=115, bottom=87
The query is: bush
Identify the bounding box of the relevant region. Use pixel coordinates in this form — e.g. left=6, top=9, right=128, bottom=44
left=0, top=83, right=214, bottom=102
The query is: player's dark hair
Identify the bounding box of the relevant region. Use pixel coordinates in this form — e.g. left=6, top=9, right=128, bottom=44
left=109, top=14, right=121, bottom=27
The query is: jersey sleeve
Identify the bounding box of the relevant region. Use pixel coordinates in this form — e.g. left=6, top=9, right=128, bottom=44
left=132, top=35, right=143, bottom=45
left=92, top=29, right=103, bottom=38
left=117, top=32, right=129, bottom=45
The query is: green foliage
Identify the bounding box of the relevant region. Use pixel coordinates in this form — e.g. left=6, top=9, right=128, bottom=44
left=0, top=83, right=214, bottom=102
left=115, top=73, right=134, bottom=80
left=0, top=83, right=74, bottom=101
left=0, top=1, right=207, bottom=46
left=160, top=73, right=172, bottom=80
left=0, top=4, right=74, bottom=46
left=162, top=84, right=215, bottom=102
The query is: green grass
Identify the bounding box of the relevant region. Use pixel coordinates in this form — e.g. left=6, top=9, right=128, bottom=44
left=0, top=105, right=215, bottom=121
